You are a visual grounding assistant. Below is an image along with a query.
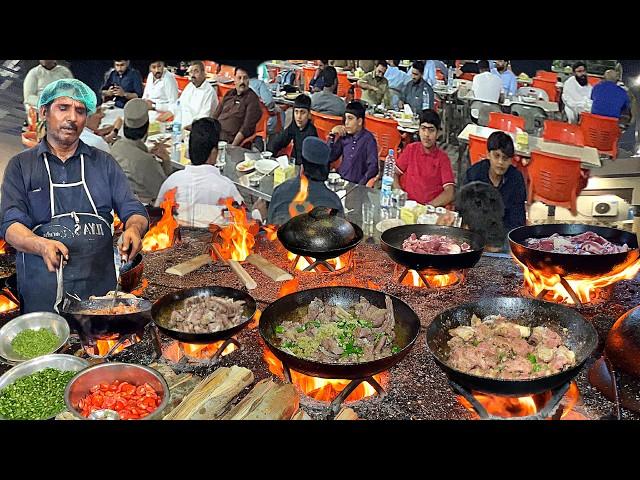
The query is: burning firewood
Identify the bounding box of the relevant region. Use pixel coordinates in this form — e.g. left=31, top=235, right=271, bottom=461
left=291, top=409, right=312, bottom=420
left=334, top=407, right=359, bottom=420
left=221, top=379, right=299, bottom=420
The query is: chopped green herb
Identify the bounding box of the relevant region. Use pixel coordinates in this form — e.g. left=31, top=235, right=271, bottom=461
left=471, top=339, right=480, bottom=347
left=275, top=326, right=285, bottom=334
left=283, top=341, right=297, bottom=349
left=532, top=364, right=543, bottom=373
left=391, top=346, right=401, bottom=354
left=527, top=354, right=537, bottom=364
left=11, top=328, right=60, bottom=359
left=497, top=352, right=506, bottom=362
left=296, top=326, right=306, bottom=333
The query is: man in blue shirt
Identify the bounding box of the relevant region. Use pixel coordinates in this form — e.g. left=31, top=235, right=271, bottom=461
left=384, top=59, right=410, bottom=109
left=0, top=79, right=148, bottom=313
left=101, top=60, right=143, bottom=108
left=591, top=69, right=631, bottom=119
left=491, top=60, right=517, bottom=96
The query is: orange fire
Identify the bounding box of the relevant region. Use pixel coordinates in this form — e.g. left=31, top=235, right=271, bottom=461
left=0, top=239, right=6, bottom=255
left=458, top=381, right=581, bottom=419
left=287, top=251, right=350, bottom=272
left=131, top=278, right=149, bottom=297
left=87, top=335, right=139, bottom=357
left=142, top=188, right=179, bottom=252
left=112, top=214, right=123, bottom=232
left=366, top=280, right=381, bottom=290
left=288, top=173, right=313, bottom=219
left=514, top=255, right=640, bottom=305
left=400, top=269, right=463, bottom=288
left=263, top=348, right=386, bottom=402
left=213, top=198, right=260, bottom=261
left=278, top=277, right=300, bottom=298
left=0, top=293, right=18, bottom=312
left=162, top=340, right=236, bottom=363
left=262, top=224, right=279, bottom=241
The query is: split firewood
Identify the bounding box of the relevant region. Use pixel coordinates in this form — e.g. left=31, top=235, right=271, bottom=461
left=222, top=379, right=299, bottom=420
left=245, top=254, right=293, bottom=282
left=164, top=365, right=254, bottom=420
left=291, top=409, right=312, bottom=420
left=165, top=254, right=212, bottom=276
left=334, top=407, right=359, bottom=420
left=228, top=260, right=258, bottom=290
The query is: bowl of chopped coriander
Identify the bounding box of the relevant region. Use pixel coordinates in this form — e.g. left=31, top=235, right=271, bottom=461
left=0, top=354, right=89, bottom=419
left=0, top=312, right=70, bottom=362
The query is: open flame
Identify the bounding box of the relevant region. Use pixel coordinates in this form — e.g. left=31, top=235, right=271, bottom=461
left=514, top=255, right=640, bottom=305
left=142, top=188, right=179, bottom=252
left=263, top=348, right=386, bottom=402
left=131, top=278, right=149, bottom=297
left=162, top=340, right=236, bottom=363
left=0, top=292, right=18, bottom=312
left=0, top=239, right=6, bottom=254
left=287, top=251, right=351, bottom=272
left=278, top=278, right=300, bottom=298
left=262, top=224, right=279, bottom=241
left=85, top=334, right=140, bottom=357
left=399, top=269, right=464, bottom=288
left=112, top=214, right=123, bottom=232
left=458, top=382, right=581, bottom=419
left=288, top=173, right=314, bottom=219
left=213, top=198, right=260, bottom=261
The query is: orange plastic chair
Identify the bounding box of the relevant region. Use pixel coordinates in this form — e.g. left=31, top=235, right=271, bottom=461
left=240, top=103, right=270, bottom=149
left=354, top=86, right=362, bottom=100
left=579, top=112, right=620, bottom=158
left=542, top=120, right=585, bottom=146
left=460, top=72, right=476, bottom=82
left=217, top=82, right=235, bottom=103
left=203, top=61, right=219, bottom=75
left=366, top=115, right=402, bottom=161
left=587, top=75, right=601, bottom=87
left=535, top=70, right=557, bottom=82
left=174, top=74, right=190, bottom=94
left=527, top=150, right=582, bottom=215
left=337, top=72, right=351, bottom=97
left=219, top=65, right=236, bottom=79
left=532, top=77, right=558, bottom=102
left=310, top=111, right=343, bottom=141
left=468, top=134, right=488, bottom=165
left=302, top=66, right=317, bottom=92
left=488, top=112, right=525, bottom=133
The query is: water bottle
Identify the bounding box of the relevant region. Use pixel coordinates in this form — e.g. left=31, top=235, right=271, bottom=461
left=447, top=65, right=454, bottom=87
left=171, top=101, right=182, bottom=162
left=380, top=149, right=395, bottom=208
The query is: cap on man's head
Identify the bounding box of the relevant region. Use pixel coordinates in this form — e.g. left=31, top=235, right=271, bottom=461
left=38, top=78, right=97, bottom=115
left=302, top=136, right=330, bottom=165
left=123, top=99, right=149, bottom=128
left=294, top=94, right=311, bottom=110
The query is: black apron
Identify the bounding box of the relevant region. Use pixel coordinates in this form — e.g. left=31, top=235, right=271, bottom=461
left=17, top=153, right=116, bottom=313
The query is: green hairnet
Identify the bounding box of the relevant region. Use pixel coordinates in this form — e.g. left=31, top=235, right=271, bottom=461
left=37, top=78, right=97, bottom=115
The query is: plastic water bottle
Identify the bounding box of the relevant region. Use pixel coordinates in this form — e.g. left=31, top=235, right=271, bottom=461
left=447, top=65, right=455, bottom=87
left=171, top=101, right=182, bottom=162
left=380, top=149, right=395, bottom=208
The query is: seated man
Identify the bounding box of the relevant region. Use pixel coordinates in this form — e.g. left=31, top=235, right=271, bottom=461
left=562, top=61, right=592, bottom=124
left=23, top=60, right=73, bottom=113
left=79, top=108, right=111, bottom=153
left=385, top=60, right=410, bottom=109
left=142, top=60, right=179, bottom=113
left=472, top=60, right=502, bottom=103
left=328, top=101, right=379, bottom=185
left=110, top=99, right=171, bottom=205
left=267, top=94, right=318, bottom=165
left=155, top=118, right=244, bottom=227
left=174, top=60, right=218, bottom=129
left=491, top=59, right=517, bottom=97
left=309, top=59, right=328, bottom=92
left=399, top=61, right=434, bottom=113
left=464, top=131, right=526, bottom=233
left=395, top=109, right=455, bottom=206
left=311, top=66, right=346, bottom=117
left=101, top=60, right=143, bottom=109
left=212, top=66, right=263, bottom=146
left=591, top=69, right=631, bottom=120
left=267, top=137, right=343, bottom=225
left=358, top=60, right=392, bottom=109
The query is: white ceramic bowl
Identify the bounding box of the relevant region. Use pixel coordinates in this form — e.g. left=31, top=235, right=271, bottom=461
left=255, top=159, right=279, bottom=175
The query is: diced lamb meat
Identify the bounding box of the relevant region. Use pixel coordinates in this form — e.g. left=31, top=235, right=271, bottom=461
left=402, top=234, right=473, bottom=255
left=525, top=231, right=628, bottom=254
left=530, top=326, right=562, bottom=348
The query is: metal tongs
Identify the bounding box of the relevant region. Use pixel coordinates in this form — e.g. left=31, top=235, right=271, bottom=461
left=112, top=236, right=126, bottom=309
left=54, top=253, right=65, bottom=314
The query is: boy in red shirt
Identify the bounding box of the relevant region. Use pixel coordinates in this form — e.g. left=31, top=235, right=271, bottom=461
left=395, top=109, right=455, bottom=206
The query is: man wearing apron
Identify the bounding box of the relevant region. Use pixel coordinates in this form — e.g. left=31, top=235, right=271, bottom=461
left=0, top=79, right=149, bottom=313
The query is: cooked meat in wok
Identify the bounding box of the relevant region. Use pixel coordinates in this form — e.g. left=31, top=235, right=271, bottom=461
left=166, top=296, right=246, bottom=333
left=446, top=314, right=576, bottom=379
left=76, top=304, right=140, bottom=315
left=274, top=296, right=398, bottom=363
left=525, top=231, right=629, bottom=254
left=402, top=233, right=471, bottom=254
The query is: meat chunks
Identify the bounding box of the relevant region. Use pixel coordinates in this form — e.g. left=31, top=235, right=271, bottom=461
left=402, top=233, right=472, bottom=255
left=166, top=295, right=245, bottom=334
left=525, top=231, right=629, bottom=255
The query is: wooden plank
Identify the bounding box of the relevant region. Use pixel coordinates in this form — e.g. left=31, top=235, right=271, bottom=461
left=165, top=253, right=212, bottom=276
left=246, top=254, right=293, bottom=282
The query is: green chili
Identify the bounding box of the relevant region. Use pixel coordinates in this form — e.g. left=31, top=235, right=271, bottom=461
left=11, top=328, right=60, bottom=359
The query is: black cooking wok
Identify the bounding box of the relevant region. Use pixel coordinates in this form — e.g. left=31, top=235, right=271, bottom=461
left=61, top=296, right=153, bottom=338
left=426, top=297, right=598, bottom=396
left=151, top=286, right=256, bottom=344
left=260, top=286, right=420, bottom=379
left=277, top=207, right=363, bottom=260
left=381, top=225, right=485, bottom=272
left=509, top=224, right=639, bottom=277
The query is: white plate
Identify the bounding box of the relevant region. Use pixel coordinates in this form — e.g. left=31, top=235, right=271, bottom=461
left=521, top=96, right=537, bottom=103
left=236, top=159, right=256, bottom=173
left=376, top=218, right=406, bottom=233
left=255, top=159, right=279, bottom=175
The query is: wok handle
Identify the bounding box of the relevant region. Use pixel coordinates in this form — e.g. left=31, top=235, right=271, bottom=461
left=308, top=206, right=339, bottom=219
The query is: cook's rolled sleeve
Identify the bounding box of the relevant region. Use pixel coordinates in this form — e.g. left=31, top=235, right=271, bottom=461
left=0, top=157, right=34, bottom=237
left=106, top=157, right=149, bottom=225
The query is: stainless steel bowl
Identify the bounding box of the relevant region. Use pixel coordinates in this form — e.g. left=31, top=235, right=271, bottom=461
left=0, top=312, right=70, bottom=362
left=0, top=354, right=90, bottom=420
left=65, top=362, right=170, bottom=420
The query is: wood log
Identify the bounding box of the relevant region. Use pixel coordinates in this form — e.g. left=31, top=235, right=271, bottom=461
left=222, top=379, right=299, bottom=420
left=211, top=243, right=258, bottom=290
left=165, top=254, right=212, bottom=276
left=164, top=365, right=254, bottom=420
left=291, top=409, right=312, bottom=420
left=334, top=407, right=359, bottom=420
left=245, top=254, right=293, bottom=282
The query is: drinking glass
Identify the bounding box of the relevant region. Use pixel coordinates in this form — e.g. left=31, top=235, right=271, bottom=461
left=362, top=203, right=375, bottom=225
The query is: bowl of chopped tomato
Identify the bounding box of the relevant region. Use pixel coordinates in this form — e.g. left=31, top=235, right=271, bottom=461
left=64, top=362, right=170, bottom=420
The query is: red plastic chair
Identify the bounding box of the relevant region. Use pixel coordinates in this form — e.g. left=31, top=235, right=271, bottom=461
left=535, top=70, right=557, bottom=82
left=302, top=66, right=317, bottom=92
left=337, top=72, right=351, bottom=97
left=217, top=82, right=235, bottom=104
left=174, top=74, right=190, bottom=94
left=203, top=61, right=219, bottom=75
left=527, top=150, right=582, bottom=215
left=366, top=114, right=402, bottom=164
left=218, top=65, right=236, bottom=79
left=532, top=77, right=558, bottom=102
left=240, top=103, right=270, bottom=149
left=468, top=134, right=488, bottom=165
left=579, top=112, right=620, bottom=158
left=542, top=120, right=585, bottom=146
left=587, top=75, right=601, bottom=87
left=354, top=86, right=362, bottom=100
left=488, top=112, right=525, bottom=133
left=310, top=111, right=343, bottom=141
left=435, top=68, right=445, bottom=81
